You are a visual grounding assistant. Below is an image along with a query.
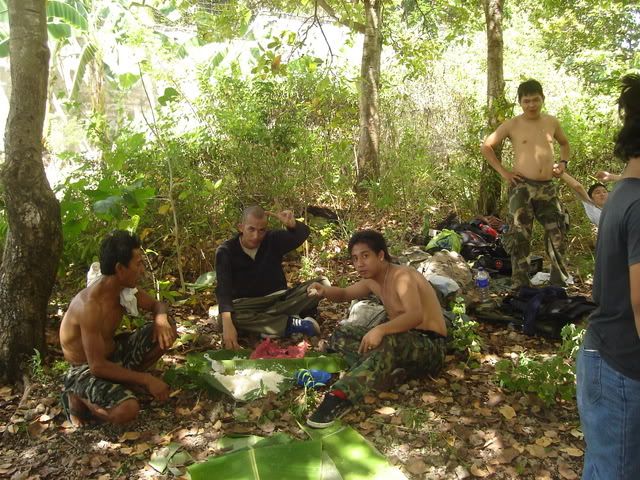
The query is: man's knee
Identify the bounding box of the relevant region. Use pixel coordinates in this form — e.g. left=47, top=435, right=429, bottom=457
left=109, top=398, right=140, bottom=424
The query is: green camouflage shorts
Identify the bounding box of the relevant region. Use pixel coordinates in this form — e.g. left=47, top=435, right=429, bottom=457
left=63, top=322, right=156, bottom=409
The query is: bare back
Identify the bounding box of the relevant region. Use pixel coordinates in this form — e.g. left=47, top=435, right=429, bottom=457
left=508, top=114, right=560, bottom=180
left=59, top=278, right=125, bottom=365
left=367, top=265, right=447, bottom=336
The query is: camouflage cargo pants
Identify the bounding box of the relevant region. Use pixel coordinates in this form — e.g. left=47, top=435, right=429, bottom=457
left=328, top=324, right=446, bottom=403
left=502, top=179, right=569, bottom=288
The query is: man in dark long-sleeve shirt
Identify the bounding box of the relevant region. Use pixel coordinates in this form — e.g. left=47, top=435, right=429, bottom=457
left=215, top=206, right=329, bottom=349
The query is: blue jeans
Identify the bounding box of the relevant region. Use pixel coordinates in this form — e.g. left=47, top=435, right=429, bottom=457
left=577, top=347, right=640, bottom=479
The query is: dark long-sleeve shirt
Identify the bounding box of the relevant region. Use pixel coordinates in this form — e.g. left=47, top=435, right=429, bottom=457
left=215, top=221, right=310, bottom=313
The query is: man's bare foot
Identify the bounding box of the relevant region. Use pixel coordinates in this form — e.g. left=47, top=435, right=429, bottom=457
left=316, top=339, right=329, bottom=352
left=65, top=393, right=96, bottom=426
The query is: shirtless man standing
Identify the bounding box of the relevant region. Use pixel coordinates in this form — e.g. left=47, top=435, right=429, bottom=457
left=59, top=230, right=177, bottom=425
left=481, top=79, right=570, bottom=288
left=305, top=230, right=447, bottom=428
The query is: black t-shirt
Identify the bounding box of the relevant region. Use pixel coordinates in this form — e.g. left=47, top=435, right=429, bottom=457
left=587, top=178, right=640, bottom=380
left=214, top=221, right=310, bottom=313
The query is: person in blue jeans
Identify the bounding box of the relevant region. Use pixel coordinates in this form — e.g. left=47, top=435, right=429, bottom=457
left=577, top=74, right=640, bottom=479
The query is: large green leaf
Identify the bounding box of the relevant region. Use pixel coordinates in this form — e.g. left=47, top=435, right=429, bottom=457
left=69, top=42, right=97, bottom=101
left=0, top=36, right=7, bottom=58
left=303, top=425, right=408, bottom=480
left=188, top=439, right=323, bottom=480
left=216, top=433, right=292, bottom=454
left=93, top=195, right=123, bottom=220
left=47, top=22, right=72, bottom=40
left=47, top=0, right=88, bottom=31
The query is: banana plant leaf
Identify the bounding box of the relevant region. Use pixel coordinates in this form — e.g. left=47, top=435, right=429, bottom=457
left=216, top=432, right=292, bottom=454
left=191, top=349, right=348, bottom=374
left=187, top=426, right=405, bottom=480
left=303, top=424, right=408, bottom=480
left=165, top=350, right=347, bottom=401
left=188, top=438, right=323, bottom=480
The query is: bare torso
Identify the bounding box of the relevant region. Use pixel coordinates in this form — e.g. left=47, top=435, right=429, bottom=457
left=509, top=114, right=558, bottom=181
left=59, top=278, right=125, bottom=365
left=366, top=265, right=447, bottom=336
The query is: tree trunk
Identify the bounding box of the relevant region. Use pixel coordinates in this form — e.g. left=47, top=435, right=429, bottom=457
left=478, top=0, right=505, bottom=215
left=355, top=0, right=382, bottom=188
left=0, top=0, right=63, bottom=383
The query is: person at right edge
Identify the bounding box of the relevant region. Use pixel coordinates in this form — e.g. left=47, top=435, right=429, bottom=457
left=577, top=74, right=640, bottom=480
left=481, top=79, right=570, bottom=288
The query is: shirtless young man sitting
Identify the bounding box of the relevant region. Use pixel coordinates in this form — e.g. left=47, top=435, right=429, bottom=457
left=59, top=230, right=177, bottom=425
left=481, top=79, right=571, bottom=288
left=304, top=230, right=447, bottom=428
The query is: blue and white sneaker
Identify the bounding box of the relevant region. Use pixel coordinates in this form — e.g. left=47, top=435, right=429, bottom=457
left=285, top=316, right=320, bottom=337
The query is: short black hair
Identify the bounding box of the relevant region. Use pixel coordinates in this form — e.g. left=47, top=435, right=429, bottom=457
left=517, top=79, right=544, bottom=101
left=99, top=230, right=141, bottom=275
left=614, top=74, right=640, bottom=162
left=348, top=230, right=391, bottom=261
left=587, top=183, right=607, bottom=199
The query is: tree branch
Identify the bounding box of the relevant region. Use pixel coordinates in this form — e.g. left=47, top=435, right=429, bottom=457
left=316, top=0, right=366, bottom=34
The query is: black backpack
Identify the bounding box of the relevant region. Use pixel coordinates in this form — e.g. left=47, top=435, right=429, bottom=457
left=502, top=286, right=596, bottom=338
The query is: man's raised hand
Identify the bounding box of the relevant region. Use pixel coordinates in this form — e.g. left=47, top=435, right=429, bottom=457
left=596, top=171, right=621, bottom=183
left=266, top=209, right=296, bottom=229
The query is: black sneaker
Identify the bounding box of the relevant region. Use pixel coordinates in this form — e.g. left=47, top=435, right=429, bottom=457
left=306, top=394, right=353, bottom=429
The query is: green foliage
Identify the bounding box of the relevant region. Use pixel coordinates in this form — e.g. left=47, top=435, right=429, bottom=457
left=55, top=155, right=155, bottom=268
left=30, top=350, right=70, bottom=381
left=559, top=322, right=586, bottom=360
left=30, top=349, right=46, bottom=382
left=51, top=359, right=71, bottom=377
left=39, top=0, right=628, bottom=289
left=525, top=0, right=640, bottom=92
left=291, top=380, right=321, bottom=418
left=495, top=323, right=586, bottom=406
left=495, top=354, right=575, bottom=406
left=156, top=280, right=182, bottom=304
left=449, top=298, right=483, bottom=358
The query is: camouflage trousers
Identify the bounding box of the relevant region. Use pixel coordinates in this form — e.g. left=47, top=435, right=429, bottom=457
left=502, top=179, right=569, bottom=288
left=63, top=322, right=157, bottom=410
left=225, top=278, right=329, bottom=337
left=328, top=324, right=446, bottom=403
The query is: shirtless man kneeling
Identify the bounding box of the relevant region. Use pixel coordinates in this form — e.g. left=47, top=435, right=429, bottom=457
left=59, top=230, right=177, bottom=425
left=305, top=230, right=447, bottom=428
left=481, top=79, right=571, bottom=288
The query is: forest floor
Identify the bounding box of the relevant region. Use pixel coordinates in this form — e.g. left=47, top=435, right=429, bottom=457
left=0, top=253, right=590, bottom=480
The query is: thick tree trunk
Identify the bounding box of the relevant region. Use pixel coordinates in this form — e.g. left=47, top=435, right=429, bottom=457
left=355, top=0, right=382, bottom=188
left=478, top=0, right=505, bottom=215
left=0, top=0, right=62, bottom=383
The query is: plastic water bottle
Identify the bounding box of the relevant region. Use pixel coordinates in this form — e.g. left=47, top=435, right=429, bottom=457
left=475, top=267, right=490, bottom=303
